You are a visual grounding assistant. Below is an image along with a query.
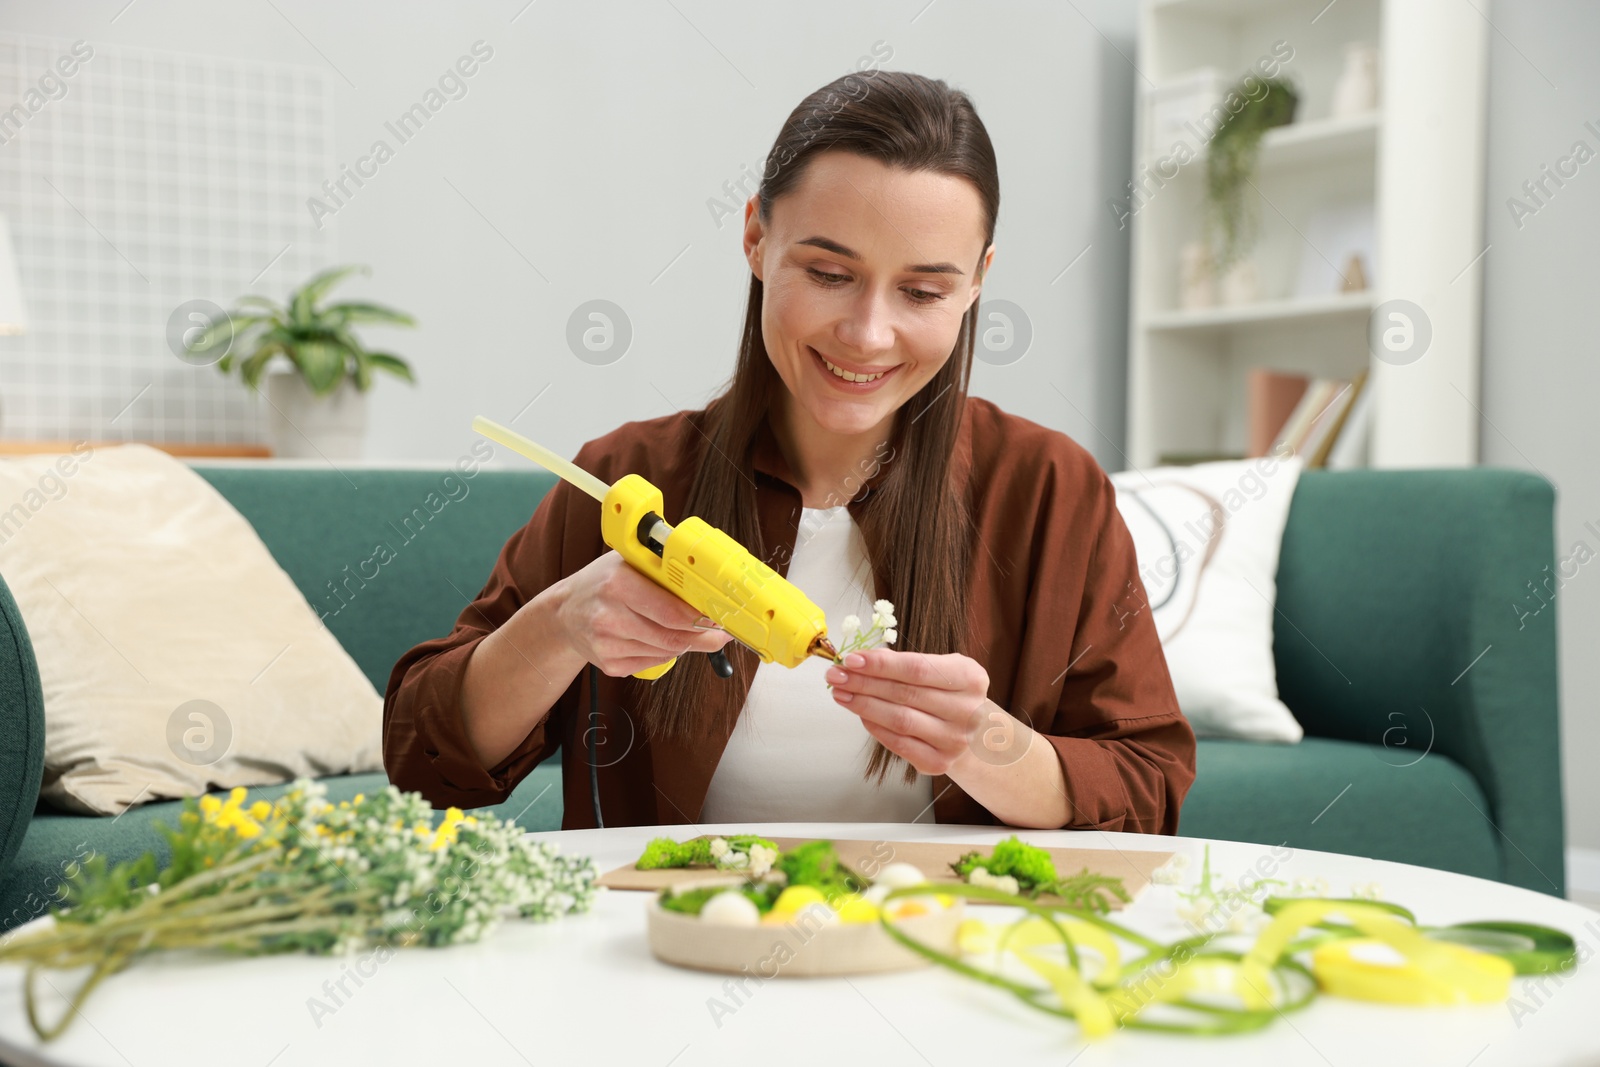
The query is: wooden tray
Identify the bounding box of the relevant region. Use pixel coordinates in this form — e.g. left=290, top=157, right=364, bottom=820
left=602, top=836, right=1172, bottom=909
left=647, top=886, right=966, bottom=977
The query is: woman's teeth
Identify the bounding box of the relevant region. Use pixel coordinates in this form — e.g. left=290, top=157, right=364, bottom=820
left=817, top=350, right=888, bottom=383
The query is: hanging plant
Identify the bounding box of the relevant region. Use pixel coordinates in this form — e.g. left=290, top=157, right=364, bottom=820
left=1204, top=77, right=1300, bottom=272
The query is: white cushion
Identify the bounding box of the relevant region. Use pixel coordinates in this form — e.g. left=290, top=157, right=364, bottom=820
left=0, top=443, right=384, bottom=815
left=1109, top=454, right=1304, bottom=743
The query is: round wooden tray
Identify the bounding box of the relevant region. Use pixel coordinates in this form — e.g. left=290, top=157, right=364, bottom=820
left=647, top=891, right=965, bottom=977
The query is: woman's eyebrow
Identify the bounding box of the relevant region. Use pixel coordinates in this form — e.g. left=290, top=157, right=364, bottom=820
left=796, top=235, right=965, bottom=276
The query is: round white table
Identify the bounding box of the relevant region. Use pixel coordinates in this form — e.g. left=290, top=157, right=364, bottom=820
left=0, top=823, right=1596, bottom=1067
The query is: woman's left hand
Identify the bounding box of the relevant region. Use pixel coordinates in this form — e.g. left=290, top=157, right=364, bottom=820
left=825, top=649, right=993, bottom=776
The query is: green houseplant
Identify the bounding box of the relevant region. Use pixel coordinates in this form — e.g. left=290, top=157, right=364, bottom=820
left=189, top=264, right=417, bottom=396
left=1204, top=77, right=1300, bottom=272
left=188, top=264, right=417, bottom=458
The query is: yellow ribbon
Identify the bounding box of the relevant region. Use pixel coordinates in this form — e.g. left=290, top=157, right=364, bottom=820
left=1241, top=899, right=1512, bottom=1008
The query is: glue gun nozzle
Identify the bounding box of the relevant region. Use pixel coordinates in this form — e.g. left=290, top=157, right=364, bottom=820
left=809, top=635, right=839, bottom=662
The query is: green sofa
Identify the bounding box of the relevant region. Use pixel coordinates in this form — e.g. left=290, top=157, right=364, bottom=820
left=0, top=463, right=1565, bottom=932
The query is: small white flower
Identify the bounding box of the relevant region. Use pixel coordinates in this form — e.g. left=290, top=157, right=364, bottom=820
left=1351, top=881, right=1382, bottom=900
left=884, top=628, right=897, bottom=645
left=1151, top=861, right=1185, bottom=886
left=841, top=615, right=861, bottom=637
left=967, top=867, right=1020, bottom=895
left=747, top=845, right=778, bottom=878
left=873, top=599, right=894, bottom=617
left=708, top=837, right=729, bottom=860
left=1226, top=909, right=1258, bottom=934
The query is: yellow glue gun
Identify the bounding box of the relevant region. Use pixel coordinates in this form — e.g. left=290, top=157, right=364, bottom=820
left=472, top=416, right=838, bottom=680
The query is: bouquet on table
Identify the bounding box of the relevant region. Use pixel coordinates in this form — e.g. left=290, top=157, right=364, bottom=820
left=0, top=780, right=599, bottom=1042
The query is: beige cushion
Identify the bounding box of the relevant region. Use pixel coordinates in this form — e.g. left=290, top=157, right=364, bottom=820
left=0, top=443, right=383, bottom=815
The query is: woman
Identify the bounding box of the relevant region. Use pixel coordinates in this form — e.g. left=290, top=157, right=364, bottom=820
left=383, top=71, right=1195, bottom=833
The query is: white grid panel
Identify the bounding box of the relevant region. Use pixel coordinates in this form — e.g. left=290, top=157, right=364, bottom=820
left=0, top=33, right=333, bottom=444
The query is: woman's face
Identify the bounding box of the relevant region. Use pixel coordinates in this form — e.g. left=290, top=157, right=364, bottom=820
left=743, top=151, right=994, bottom=442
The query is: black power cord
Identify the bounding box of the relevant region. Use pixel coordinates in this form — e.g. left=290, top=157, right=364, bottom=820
left=588, top=662, right=603, bottom=828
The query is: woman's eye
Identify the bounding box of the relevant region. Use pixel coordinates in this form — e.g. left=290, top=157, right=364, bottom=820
left=806, top=268, right=946, bottom=304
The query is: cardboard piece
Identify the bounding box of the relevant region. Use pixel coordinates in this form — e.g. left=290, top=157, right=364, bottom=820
left=599, top=836, right=1173, bottom=909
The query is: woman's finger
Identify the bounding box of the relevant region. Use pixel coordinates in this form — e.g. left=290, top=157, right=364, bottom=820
left=835, top=688, right=963, bottom=751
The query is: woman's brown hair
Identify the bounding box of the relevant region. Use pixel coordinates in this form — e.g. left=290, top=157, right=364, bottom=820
left=634, top=69, right=1000, bottom=787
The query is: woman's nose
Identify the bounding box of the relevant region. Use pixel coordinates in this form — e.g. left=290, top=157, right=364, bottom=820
left=834, top=287, right=896, bottom=357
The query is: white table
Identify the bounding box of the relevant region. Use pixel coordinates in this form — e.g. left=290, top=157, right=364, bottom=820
left=0, top=823, right=1596, bottom=1067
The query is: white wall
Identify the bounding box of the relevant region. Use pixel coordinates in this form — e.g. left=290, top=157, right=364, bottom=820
left=1477, top=0, right=1600, bottom=885
left=0, top=0, right=1139, bottom=470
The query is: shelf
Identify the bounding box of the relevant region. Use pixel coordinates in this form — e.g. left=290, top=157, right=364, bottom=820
left=1258, top=112, right=1380, bottom=168
left=1144, top=291, right=1375, bottom=335
left=1151, top=0, right=1327, bottom=17
left=1141, top=112, right=1379, bottom=173
left=0, top=440, right=273, bottom=458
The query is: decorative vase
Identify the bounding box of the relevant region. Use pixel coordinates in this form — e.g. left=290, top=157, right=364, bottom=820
left=1220, top=257, right=1260, bottom=306
left=1331, top=42, right=1380, bottom=118
left=264, top=368, right=367, bottom=459
left=1178, top=242, right=1215, bottom=310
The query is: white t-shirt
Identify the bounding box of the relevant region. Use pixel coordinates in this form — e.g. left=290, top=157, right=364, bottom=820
left=700, top=504, right=935, bottom=823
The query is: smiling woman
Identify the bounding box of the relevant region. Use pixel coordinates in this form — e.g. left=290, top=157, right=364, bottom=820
left=383, top=71, right=1196, bottom=834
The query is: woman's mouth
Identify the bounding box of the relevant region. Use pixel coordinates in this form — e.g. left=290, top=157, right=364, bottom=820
left=808, top=345, right=900, bottom=392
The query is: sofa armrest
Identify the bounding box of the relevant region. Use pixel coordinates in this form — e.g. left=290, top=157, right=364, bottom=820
left=1273, top=468, right=1564, bottom=895
left=0, top=569, right=45, bottom=883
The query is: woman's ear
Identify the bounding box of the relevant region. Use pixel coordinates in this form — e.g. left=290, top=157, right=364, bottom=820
left=968, top=243, right=996, bottom=309
left=743, top=196, right=766, bottom=280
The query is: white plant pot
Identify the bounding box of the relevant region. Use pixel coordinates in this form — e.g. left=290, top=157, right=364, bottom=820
left=264, top=369, right=367, bottom=459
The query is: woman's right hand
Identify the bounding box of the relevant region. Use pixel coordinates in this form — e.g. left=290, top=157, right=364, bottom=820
left=550, top=551, right=736, bottom=677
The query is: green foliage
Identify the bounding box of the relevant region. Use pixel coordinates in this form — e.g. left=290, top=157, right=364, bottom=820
left=1204, top=77, right=1300, bottom=272
left=951, top=835, right=1130, bottom=913
left=657, top=883, right=779, bottom=917
left=952, top=836, right=1058, bottom=889
left=636, top=837, right=714, bottom=870
left=194, top=264, right=417, bottom=397
left=634, top=834, right=777, bottom=870
left=773, top=840, right=864, bottom=899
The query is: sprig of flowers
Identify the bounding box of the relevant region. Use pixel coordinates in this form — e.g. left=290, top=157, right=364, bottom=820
left=0, top=780, right=599, bottom=1042
left=833, top=599, right=897, bottom=664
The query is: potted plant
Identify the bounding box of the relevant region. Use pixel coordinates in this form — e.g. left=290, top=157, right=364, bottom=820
left=188, top=265, right=416, bottom=459
left=1204, top=77, right=1299, bottom=276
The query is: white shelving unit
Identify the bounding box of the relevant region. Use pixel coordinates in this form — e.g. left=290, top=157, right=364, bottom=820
left=1125, top=0, right=1490, bottom=468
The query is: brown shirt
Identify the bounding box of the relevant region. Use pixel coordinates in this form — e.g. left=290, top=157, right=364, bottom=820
left=382, top=395, right=1195, bottom=833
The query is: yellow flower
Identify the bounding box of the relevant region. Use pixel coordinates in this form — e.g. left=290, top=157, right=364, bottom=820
left=431, top=808, right=466, bottom=851
left=199, top=786, right=266, bottom=841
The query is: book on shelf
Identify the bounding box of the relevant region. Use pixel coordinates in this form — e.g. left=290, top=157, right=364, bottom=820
left=1307, top=368, right=1369, bottom=467
left=1155, top=450, right=1248, bottom=466
left=1246, top=369, right=1311, bottom=457
left=1263, top=369, right=1369, bottom=467
left=1323, top=374, right=1373, bottom=469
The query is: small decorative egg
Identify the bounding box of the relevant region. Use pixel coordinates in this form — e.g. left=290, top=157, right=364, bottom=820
left=791, top=901, right=838, bottom=928
left=834, top=895, right=880, bottom=924
left=863, top=884, right=892, bottom=906
left=770, top=885, right=827, bottom=917
left=698, top=890, right=760, bottom=926
left=874, top=862, right=927, bottom=889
